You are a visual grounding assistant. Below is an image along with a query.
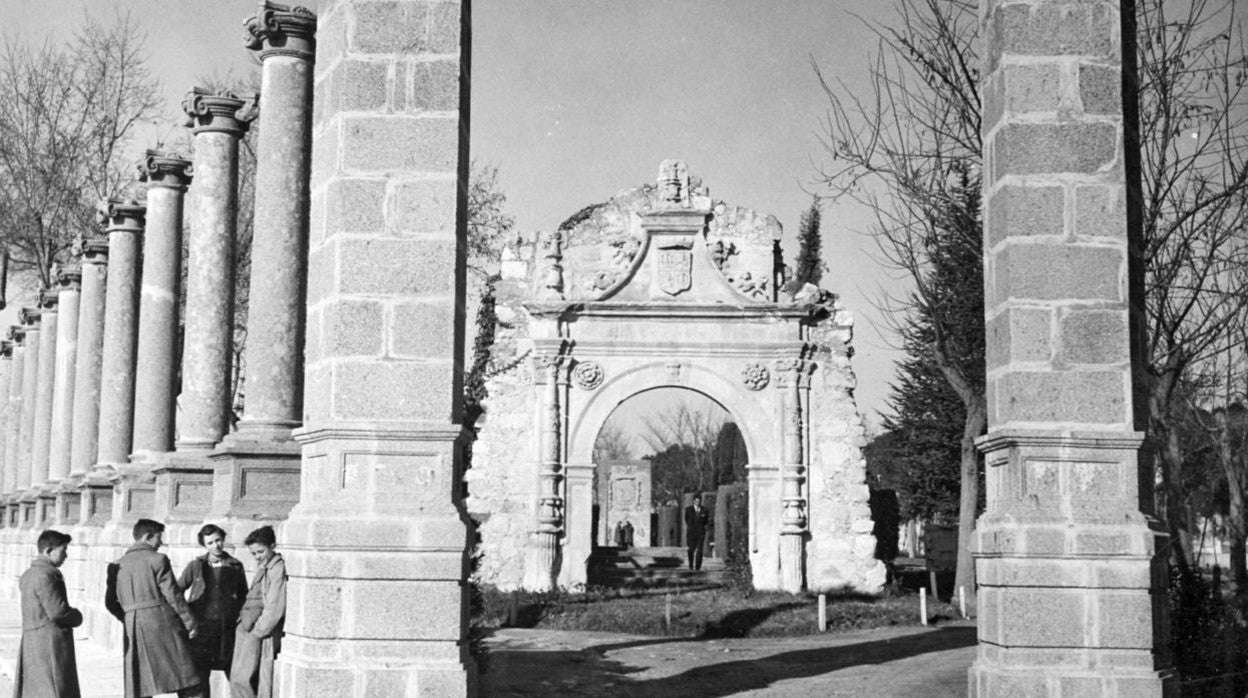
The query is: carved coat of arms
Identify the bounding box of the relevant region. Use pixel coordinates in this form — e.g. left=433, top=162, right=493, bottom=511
left=657, top=246, right=692, bottom=295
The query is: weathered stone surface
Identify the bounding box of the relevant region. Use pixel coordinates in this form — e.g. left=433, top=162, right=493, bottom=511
left=95, top=199, right=145, bottom=468
left=991, top=122, right=1119, bottom=181
left=986, top=184, right=1064, bottom=247
left=47, top=266, right=82, bottom=482
left=29, top=293, right=59, bottom=489
left=13, top=317, right=39, bottom=490
left=70, top=236, right=108, bottom=476
left=2, top=332, right=26, bottom=494
left=992, top=244, right=1124, bottom=304
left=986, top=306, right=1052, bottom=369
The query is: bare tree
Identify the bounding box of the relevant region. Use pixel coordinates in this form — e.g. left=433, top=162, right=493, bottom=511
left=593, top=423, right=635, bottom=463
left=0, top=11, right=161, bottom=288
left=814, top=0, right=984, bottom=600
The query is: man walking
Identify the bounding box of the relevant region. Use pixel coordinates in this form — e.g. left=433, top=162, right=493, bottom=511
left=105, top=518, right=203, bottom=698
left=15, top=529, right=82, bottom=697
left=684, top=494, right=710, bottom=570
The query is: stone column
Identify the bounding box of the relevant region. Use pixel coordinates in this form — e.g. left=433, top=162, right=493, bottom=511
left=70, top=234, right=108, bottom=477
left=971, top=0, right=1171, bottom=694
left=278, top=0, right=475, bottom=693
left=29, top=289, right=59, bottom=524
left=0, top=342, right=12, bottom=513
left=777, top=358, right=807, bottom=594
left=14, top=310, right=39, bottom=527
left=525, top=353, right=564, bottom=591
left=48, top=265, right=81, bottom=523
left=179, top=89, right=255, bottom=451
left=131, top=150, right=191, bottom=458
left=94, top=199, right=145, bottom=520
left=235, top=1, right=315, bottom=442
left=5, top=327, right=28, bottom=529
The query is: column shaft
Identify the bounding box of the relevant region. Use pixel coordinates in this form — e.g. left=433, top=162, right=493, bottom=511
left=237, top=11, right=313, bottom=441
left=131, top=151, right=191, bottom=456
left=0, top=345, right=12, bottom=498
left=95, top=201, right=146, bottom=468
left=29, top=294, right=58, bottom=488
left=3, top=332, right=26, bottom=494
left=70, top=238, right=109, bottom=475
left=179, top=90, right=253, bottom=450
left=48, top=266, right=82, bottom=483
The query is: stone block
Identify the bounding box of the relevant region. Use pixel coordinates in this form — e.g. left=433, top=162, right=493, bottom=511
left=391, top=300, right=456, bottom=359
left=426, top=1, right=463, bottom=54
left=987, top=184, right=1065, bottom=247
left=1058, top=309, right=1128, bottom=365
left=311, top=118, right=341, bottom=185
left=1096, top=593, right=1153, bottom=649
left=336, top=237, right=459, bottom=297
left=993, top=244, right=1123, bottom=303
left=404, top=58, right=460, bottom=112
left=1079, top=63, right=1121, bottom=114
left=348, top=580, right=463, bottom=639
left=1074, top=184, right=1127, bottom=239
left=985, top=671, right=1050, bottom=698
left=324, top=299, right=385, bottom=358
left=1059, top=676, right=1108, bottom=698
left=305, top=242, right=335, bottom=307
left=1001, top=589, right=1085, bottom=647
left=993, top=370, right=1128, bottom=425
left=991, top=2, right=1116, bottom=59
left=349, top=1, right=430, bottom=55
left=280, top=666, right=356, bottom=697
left=986, top=306, right=1052, bottom=369
left=325, top=58, right=389, bottom=113
left=991, top=122, right=1118, bottom=180
left=1005, top=62, right=1062, bottom=114
left=388, top=177, right=458, bottom=234
left=289, top=579, right=345, bottom=637
left=326, top=177, right=388, bottom=235
left=333, top=360, right=457, bottom=421
left=340, top=115, right=458, bottom=175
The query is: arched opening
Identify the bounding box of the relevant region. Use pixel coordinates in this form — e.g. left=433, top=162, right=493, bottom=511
left=589, top=387, right=749, bottom=587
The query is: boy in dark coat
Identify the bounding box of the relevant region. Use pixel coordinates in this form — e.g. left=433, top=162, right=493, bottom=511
left=684, top=494, right=710, bottom=570
left=15, top=529, right=82, bottom=698
left=230, top=525, right=287, bottom=698
left=105, top=518, right=204, bottom=698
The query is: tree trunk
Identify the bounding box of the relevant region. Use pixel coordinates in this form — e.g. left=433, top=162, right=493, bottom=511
left=1157, top=419, right=1194, bottom=574
left=1217, top=411, right=1248, bottom=596
left=953, top=395, right=986, bottom=609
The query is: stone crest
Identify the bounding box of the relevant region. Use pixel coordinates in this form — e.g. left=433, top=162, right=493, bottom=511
left=741, top=363, right=770, bottom=391
left=572, top=360, right=604, bottom=390
left=656, top=244, right=692, bottom=296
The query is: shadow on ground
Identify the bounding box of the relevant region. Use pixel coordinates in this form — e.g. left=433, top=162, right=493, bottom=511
left=480, top=625, right=977, bottom=697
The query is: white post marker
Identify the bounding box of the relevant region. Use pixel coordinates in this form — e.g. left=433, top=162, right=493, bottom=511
left=818, top=593, right=827, bottom=632
left=508, top=592, right=519, bottom=626
left=665, top=593, right=672, bottom=630
left=920, top=587, right=928, bottom=626
left=958, top=585, right=967, bottom=619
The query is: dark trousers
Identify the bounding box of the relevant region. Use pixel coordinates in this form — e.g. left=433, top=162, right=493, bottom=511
left=687, top=533, right=705, bottom=570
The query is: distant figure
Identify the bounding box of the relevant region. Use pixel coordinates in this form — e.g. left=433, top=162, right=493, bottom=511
left=684, top=494, right=710, bottom=570
left=15, top=529, right=82, bottom=698
left=613, top=519, right=636, bottom=548
left=105, top=518, right=203, bottom=698
left=230, top=525, right=287, bottom=698
left=179, top=524, right=248, bottom=696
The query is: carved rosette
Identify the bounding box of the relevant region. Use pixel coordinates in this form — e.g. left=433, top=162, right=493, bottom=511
left=741, top=363, right=770, bottom=391
left=95, top=198, right=146, bottom=234
left=137, top=149, right=193, bottom=191
left=244, top=1, right=318, bottom=61
left=182, top=87, right=259, bottom=136
left=572, top=361, right=604, bottom=390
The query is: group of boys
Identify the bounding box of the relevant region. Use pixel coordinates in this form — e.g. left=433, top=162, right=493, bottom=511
left=14, top=519, right=268, bottom=698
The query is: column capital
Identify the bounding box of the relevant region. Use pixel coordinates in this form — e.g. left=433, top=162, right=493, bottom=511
left=74, top=234, right=110, bottom=265
left=0, top=341, right=11, bottom=359
left=96, top=198, right=146, bottom=233
left=37, top=288, right=58, bottom=311
left=54, top=263, right=82, bottom=291
left=7, top=326, right=26, bottom=346
left=182, top=87, right=259, bottom=136
left=244, top=1, right=317, bottom=61
left=138, top=149, right=193, bottom=191
left=19, top=307, right=41, bottom=326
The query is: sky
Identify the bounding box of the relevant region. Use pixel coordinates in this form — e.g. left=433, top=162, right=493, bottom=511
left=1, top=0, right=910, bottom=430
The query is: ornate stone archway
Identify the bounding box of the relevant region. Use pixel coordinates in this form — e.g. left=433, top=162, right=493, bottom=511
left=469, top=161, right=884, bottom=593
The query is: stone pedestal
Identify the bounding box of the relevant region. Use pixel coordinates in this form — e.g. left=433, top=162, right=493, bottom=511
left=207, top=440, right=301, bottom=521
left=132, top=151, right=192, bottom=458
left=151, top=452, right=218, bottom=523
left=971, top=0, right=1171, bottom=694
left=276, top=0, right=476, bottom=693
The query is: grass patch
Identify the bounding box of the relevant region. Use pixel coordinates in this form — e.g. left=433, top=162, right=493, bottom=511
left=476, top=585, right=960, bottom=638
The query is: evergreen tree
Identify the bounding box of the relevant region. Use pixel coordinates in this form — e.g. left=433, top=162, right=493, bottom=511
left=788, top=198, right=824, bottom=289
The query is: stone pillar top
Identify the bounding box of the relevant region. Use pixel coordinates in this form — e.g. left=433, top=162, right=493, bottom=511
left=96, top=198, right=146, bottom=232
left=183, top=87, right=259, bottom=136
left=54, top=264, right=82, bottom=291
left=137, top=149, right=193, bottom=191
left=37, top=288, right=58, bottom=311
left=244, top=1, right=317, bottom=60
left=7, top=326, right=26, bottom=345
left=19, top=307, right=41, bottom=325
left=75, top=234, right=110, bottom=265
left=0, top=341, right=11, bottom=359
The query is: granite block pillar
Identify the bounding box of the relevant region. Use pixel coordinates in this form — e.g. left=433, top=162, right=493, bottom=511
left=94, top=199, right=145, bottom=522
left=210, top=1, right=315, bottom=521
left=29, top=290, right=59, bottom=523
left=69, top=234, right=110, bottom=524
left=971, top=0, right=1172, bottom=694
left=277, top=0, right=476, bottom=694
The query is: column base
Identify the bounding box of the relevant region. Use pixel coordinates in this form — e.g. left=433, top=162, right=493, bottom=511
left=74, top=470, right=116, bottom=526
left=54, top=480, right=82, bottom=526
left=108, top=465, right=157, bottom=524
left=970, top=650, right=1177, bottom=697
left=208, top=436, right=301, bottom=521
left=151, top=451, right=216, bottom=523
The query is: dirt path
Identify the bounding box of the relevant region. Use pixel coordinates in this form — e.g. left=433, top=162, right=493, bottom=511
left=480, top=621, right=976, bottom=697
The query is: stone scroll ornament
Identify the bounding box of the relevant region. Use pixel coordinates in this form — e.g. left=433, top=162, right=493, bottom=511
left=572, top=360, right=604, bottom=390
left=741, top=363, right=770, bottom=391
